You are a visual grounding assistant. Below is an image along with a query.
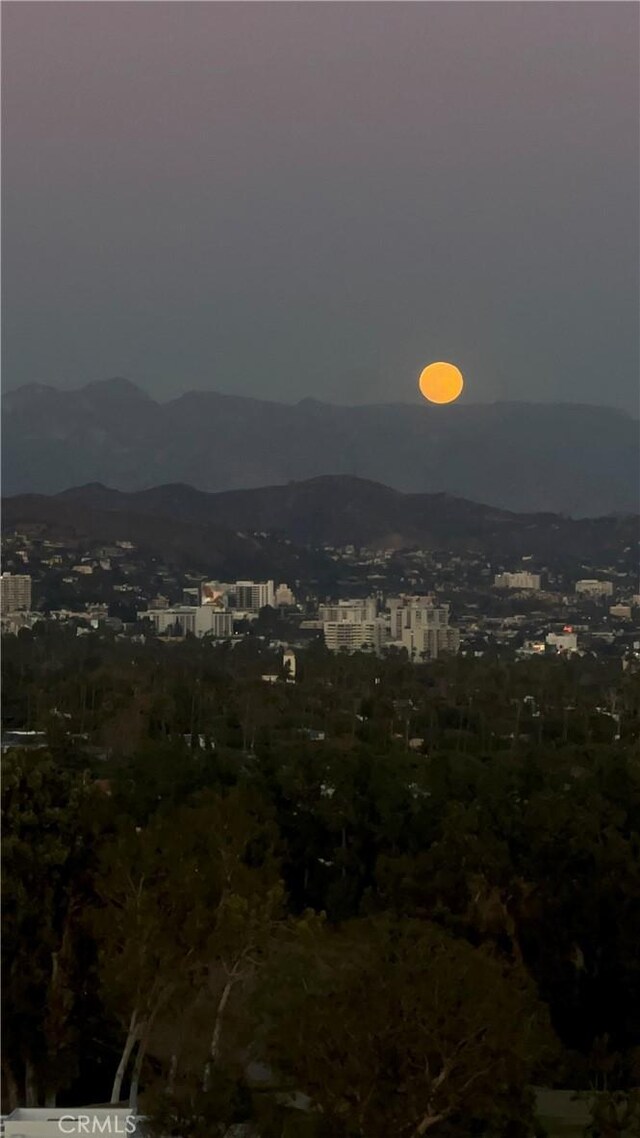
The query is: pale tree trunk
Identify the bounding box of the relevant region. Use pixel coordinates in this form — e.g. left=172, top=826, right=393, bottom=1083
left=202, top=977, right=235, bottom=1093
left=128, top=990, right=171, bottom=1112
left=410, top=1060, right=489, bottom=1137
left=411, top=1110, right=449, bottom=1136
left=128, top=1023, right=151, bottom=1114
left=111, top=1009, right=139, bottom=1104
left=25, top=1057, right=38, bottom=1106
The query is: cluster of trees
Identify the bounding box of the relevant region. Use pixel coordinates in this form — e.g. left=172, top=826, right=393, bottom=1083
left=2, top=628, right=640, bottom=1136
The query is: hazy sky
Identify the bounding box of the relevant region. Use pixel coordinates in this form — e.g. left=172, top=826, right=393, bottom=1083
left=2, top=2, right=638, bottom=411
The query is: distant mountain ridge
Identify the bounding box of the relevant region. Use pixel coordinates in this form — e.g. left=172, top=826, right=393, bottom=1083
left=3, top=378, right=638, bottom=516
left=4, top=476, right=637, bottom=567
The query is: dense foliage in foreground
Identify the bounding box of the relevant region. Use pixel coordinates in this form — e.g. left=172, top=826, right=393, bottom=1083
left=2, top=628, right=640, bottom=1135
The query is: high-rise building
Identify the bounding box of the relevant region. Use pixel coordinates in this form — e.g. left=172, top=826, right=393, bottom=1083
left=1, top=573, right=32, bottom=613
left=323, top=618, right=388, bottom=654
left=387, top=595, right=459, bottom=661
left=401, top=624, right=461, bottom=661
left=234, top=580, right=275, bottom=612
left=319, top=598, right=377, bottom=623
left=388, top=595, right=443, bottom=639
left=321, top=595, right=459, bottom=660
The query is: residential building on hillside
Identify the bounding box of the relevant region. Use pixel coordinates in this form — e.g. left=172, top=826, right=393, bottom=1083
left=610, top=604, right=632, bottom=620
left=575, top=579, right=614, bottom=598
left=494, top=571, right=541, bottom=590
left=546, top=630, right=578, bottom=654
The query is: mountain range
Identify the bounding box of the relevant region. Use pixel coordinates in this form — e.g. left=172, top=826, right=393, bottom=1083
left=3, top=379, right=638, bottom=516
left=4, top=477, right=637, bottom=572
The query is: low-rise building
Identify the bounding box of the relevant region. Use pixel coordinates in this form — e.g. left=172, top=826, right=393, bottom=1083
left=575, top=579, right=614, bottom=598
left=494, top=572, right=541, bottom=590
left=610, top=604, right=632, bottom=620
left=546, top=630, right=578, bottom=654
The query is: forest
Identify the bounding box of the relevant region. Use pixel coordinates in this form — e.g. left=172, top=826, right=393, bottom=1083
left=2, top=625, right=640, bottom=1137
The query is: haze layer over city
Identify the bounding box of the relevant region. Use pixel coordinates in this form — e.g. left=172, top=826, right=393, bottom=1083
left=2, top=4, right=639, bottom=1138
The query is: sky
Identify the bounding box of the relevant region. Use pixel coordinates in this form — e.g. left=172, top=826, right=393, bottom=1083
left=2, top=2, right=638, bottom=413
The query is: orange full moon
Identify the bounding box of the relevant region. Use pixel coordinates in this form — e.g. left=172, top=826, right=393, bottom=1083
left=418, top=361, right=464, bottom=404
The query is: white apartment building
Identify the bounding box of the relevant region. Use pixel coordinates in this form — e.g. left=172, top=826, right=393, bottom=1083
left=400, top=624, right=461, bottom=662
left=140, top=605, right=234, bottom=638
left=323, top=618, right=388, bottom=654
left=388, top=595, right=444, bottom=639
left=322, top=595, right=460, bottom=661
left=319, top=598, right=377, bottom=623
left=1, top=572, right=32, bottom=613
left=575, top=579, right=614, bottom=598
left=234, top=580, right=275, bottom=611
left=387, top=595, right=460, bottom=661
left=494, top=572, right=541, bottom=590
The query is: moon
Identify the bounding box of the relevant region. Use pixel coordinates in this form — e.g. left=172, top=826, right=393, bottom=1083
left=418, top=361, right=464, bottom=404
